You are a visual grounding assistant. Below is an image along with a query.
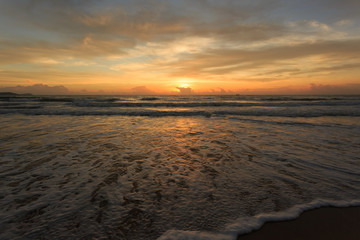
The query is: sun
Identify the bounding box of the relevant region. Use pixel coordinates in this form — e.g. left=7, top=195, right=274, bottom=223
left=178, top=83, right=190, bottom=88
left=176, top=79, right=192, bottom=89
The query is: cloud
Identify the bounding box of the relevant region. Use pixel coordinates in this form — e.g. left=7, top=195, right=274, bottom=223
left=0, top=0, right=354, bottom=68
left=0, top=0, right=359, bottom=92
left=308, top=83, right=360, bottom=95
left=218, top=83, right=360, bottom=95
left=288, top=20, right=331, bottom=33
left=293, top=63, right=360, bottom=76
left=0, top=0, right=186, bottom=65
left=189, top=23, right=286, bottom=42
left=0, top=0, right=186, bottom=39
left=0, top=0, right=289, bottom=66
left=0, top=37, right=130, bottom=65
left=176, top=87, right=193, bottom=95
left=167, top=38, right=360, bottom=78
left=335, top=19, right=353, bottom=27
left=0, top=84, right=70, bottom=95
left=325, top=0, right=360, bottom=18
left=130, top=86, right=155, bottom=95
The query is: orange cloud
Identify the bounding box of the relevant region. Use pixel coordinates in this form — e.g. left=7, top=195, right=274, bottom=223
left=0, top=84, right=70, bottom=95
left=0, top=0, right=359, bottom=94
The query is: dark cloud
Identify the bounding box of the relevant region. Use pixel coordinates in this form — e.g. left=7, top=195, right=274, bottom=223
left=0, top=69, right=103, bottom=84
left=0, top=0, right=186, bottom=39
left=0, top=0, right=357, bottom=48
left=308, top=83, right=360, bottom=95
left=1, top=0, right=345, bottom=66
left=0, top=1, right=285, bottom=44
left=322, top=0, right=360, bottom=18
left=187, top=0, right=282, bottom=21
left=0, top=0, right=189, bottom=64
left=0, top=84, right=70, bottom=95
left=131, top=86, right=155, bottom=95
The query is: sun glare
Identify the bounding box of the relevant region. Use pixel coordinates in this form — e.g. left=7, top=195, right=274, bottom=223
left=178, top=83, right=190, bottom=88
left=176, top=79, right=192, bottom=89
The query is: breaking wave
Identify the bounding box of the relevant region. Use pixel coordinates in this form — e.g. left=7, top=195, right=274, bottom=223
left=1, top=95, right=360, bottom=117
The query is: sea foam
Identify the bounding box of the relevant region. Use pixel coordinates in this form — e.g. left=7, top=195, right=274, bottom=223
left=159, top=199, right=360, bottom=240
left=1, top=95, right=359, bottom=239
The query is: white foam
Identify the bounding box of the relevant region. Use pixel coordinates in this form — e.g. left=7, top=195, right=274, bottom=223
left=158, top=230, right=234, bottom=240
left=158, top=199, right=360, bottom=240
left=1, top=107, right=360, bottom=239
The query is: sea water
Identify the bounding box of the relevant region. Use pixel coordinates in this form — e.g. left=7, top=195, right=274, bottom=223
left=0, top=95, right=359, bottom=239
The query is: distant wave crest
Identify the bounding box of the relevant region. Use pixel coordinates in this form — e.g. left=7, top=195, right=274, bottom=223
left=1, top=95, right=360, bottom=117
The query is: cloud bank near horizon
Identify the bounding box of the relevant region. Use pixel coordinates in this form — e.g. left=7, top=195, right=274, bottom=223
left=0, top=84, right=70, bottom=95
left=2, top=83, right=360, bottom=95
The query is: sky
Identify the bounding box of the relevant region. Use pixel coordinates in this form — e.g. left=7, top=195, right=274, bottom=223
left=0, top=0, right=360, bottom=95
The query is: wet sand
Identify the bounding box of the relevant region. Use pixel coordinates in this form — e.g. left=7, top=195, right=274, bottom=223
left=238, top=206, right=360, bottom=240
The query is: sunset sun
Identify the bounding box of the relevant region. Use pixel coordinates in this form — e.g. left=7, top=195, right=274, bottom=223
left=178, top=83, right=190, bottom=89
left=176, top=79, right=192, bottom=89
left=175, top=79, right=193, bottom=94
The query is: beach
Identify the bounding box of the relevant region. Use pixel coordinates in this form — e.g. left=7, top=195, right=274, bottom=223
left=238, top=206, right=360, bottom=240
left=0, top=95, right=359, bottom=239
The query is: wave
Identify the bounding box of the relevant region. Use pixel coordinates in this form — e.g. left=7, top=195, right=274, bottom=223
left=1, top=95, right=360, bottom=117
left=1, top=108, right=360, bottom=117
left=72, top=100, right=360, bottom=108
left=0, top=96, right=122, bottom=103
left=158, top=199, right=360, bottom=240
left=261, top=97, right=342, bottom=101
left=140, top=97, right=160, bottom=101
left=0, top=106, right=42, bottom=109
left=1, top=94, right=360, bottom=102
left=39, top=97, right=75, bottom=102
left=246, top=95, right=360, bottom=101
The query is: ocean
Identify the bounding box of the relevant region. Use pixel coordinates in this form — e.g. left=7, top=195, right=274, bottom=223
left=0, top=95, right=360, bottom=239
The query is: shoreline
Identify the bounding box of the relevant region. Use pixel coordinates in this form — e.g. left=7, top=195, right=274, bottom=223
left=237, top=206, right=360, bottom=240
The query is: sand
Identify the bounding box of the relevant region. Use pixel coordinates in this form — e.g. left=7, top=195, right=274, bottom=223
left=237, top=206, right=360, bottom=240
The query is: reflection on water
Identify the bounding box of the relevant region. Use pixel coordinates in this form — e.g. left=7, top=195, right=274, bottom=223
left=0, top=115, right=359, bottom=239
